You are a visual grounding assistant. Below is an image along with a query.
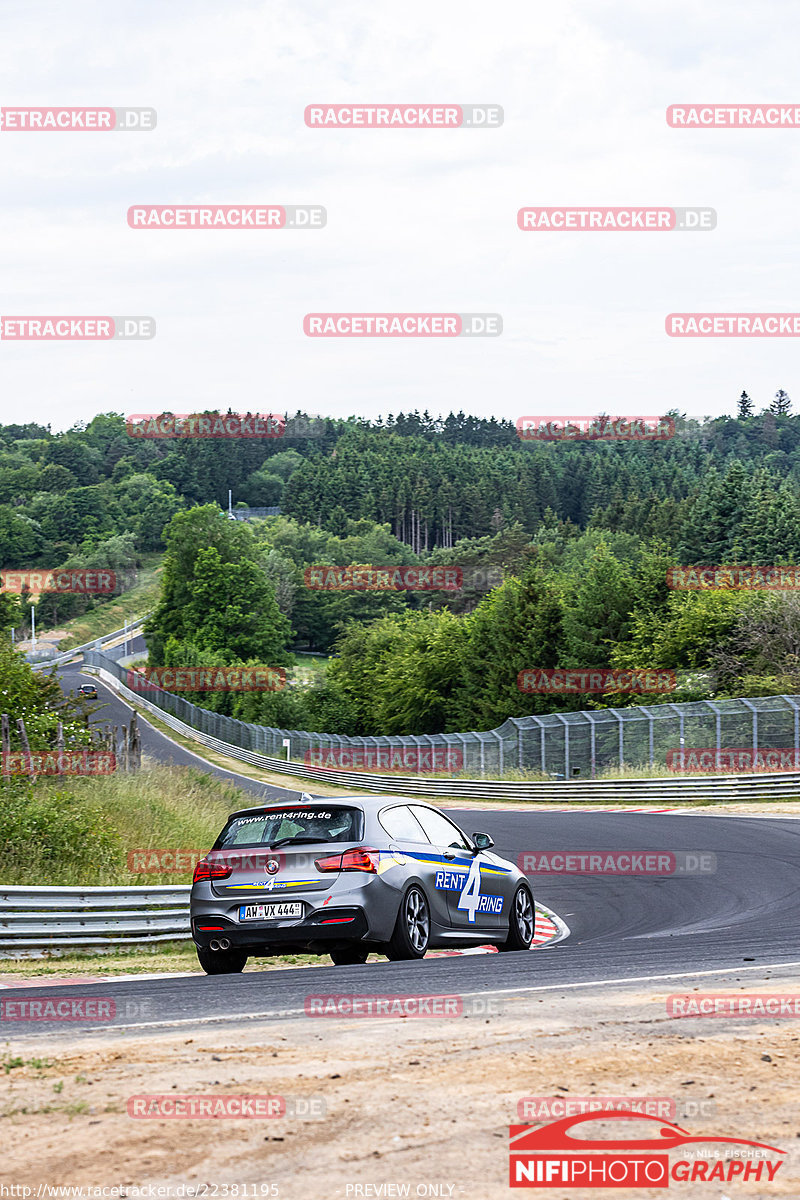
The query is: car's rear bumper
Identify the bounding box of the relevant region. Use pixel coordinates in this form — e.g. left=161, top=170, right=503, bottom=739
left=192, top=905, right=372, bottom=952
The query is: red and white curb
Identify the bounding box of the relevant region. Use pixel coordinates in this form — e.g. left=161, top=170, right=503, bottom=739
left=426, top=903, right=569, bottom=958
left=443, top=804, right=679, bottom=814
left=534, top=904, right=569, bottom=945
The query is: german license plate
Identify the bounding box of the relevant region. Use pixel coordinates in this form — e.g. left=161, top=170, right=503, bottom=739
left=239, top=902, right=303, bottom=921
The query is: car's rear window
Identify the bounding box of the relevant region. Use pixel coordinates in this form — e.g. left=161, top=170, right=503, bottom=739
left=215, top=806, right=364, bottom=849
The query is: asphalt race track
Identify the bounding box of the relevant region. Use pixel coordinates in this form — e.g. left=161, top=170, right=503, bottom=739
left=57, top=650, right=303, bottom=804
left=9, top=659, right=799, bottom=1039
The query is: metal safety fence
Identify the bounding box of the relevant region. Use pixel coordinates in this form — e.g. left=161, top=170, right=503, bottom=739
left=227, top=506, right=281, bottom=521
left=30, top=618, right=146, bottom=671
left=83, top=647, right=800, bottom=790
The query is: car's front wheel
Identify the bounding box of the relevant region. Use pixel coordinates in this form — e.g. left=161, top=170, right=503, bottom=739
left=499, top=885, right=535, bottom=951
left=330, top=947, right=369, bottom=965
left=386, top=885, right=430, bottom=960
left=196, top=945, right=248, bottom=974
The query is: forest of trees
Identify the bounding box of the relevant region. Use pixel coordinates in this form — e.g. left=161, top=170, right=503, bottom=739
left=5, top=400, right=800, bottom=738
left=5, top=404, right=800, bottom=570
left=141, top=503, right=800, bottom=737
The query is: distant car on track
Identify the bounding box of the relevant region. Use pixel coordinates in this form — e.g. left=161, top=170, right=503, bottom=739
left=77, top=683, right=98, bottom=698
left=190, top=794, right=535, bottom=974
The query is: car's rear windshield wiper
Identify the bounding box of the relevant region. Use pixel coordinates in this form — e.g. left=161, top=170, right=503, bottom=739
left=266, top=835, right=330, bottom=849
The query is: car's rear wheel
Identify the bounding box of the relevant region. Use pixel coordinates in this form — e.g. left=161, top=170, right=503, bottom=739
left=196, top=945, right=248, bottom=974
left=499, top=885, right=535, bottom=951
left=386, top=885, right=430, bottom=960
left=330, top=947, right=369, bottom=965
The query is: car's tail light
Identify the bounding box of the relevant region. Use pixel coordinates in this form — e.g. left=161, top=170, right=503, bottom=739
left=315, top=847, right=380, bottom=873
left=193, top=859, right=232, bottom=883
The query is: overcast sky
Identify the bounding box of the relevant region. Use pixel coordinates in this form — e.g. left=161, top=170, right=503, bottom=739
left=1, top=0, right=799, bottom=433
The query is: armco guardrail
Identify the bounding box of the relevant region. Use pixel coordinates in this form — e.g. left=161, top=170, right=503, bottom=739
left=85, top=660, right=800, bottom=802
left=0, top=885, right=191, bottom=956
left=31, top=618, right=146, bottom=671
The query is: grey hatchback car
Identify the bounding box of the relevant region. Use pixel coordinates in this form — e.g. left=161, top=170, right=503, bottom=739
left=191, top=794, right=535, bottom=973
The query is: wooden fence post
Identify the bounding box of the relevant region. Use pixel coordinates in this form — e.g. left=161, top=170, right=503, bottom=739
left=16, top=717, right=36, bottom=782
left=128, top=713, right=141, bottom=772
left=1, top=713, right=9, bottom=780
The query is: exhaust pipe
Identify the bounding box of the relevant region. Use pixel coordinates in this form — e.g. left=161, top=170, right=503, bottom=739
left=209, top=939, right=221, bottom=951
left=218, top=937, right=231, bottom=951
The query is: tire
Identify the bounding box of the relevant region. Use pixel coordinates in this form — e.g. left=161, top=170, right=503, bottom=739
left=386, top=885, right=430, bottom=961
left=330, top=947, right=369, bottom=965
left=499, top=885, right=535, bottom=952
left=196, top=945, right=248, bottom=975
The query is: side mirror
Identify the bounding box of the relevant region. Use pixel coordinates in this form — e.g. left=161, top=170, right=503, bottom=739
left=472, top=832, right=494, bottom=852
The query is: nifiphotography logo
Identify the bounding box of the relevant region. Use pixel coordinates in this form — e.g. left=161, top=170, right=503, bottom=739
left=508, top=1111, right=785, bottom=1187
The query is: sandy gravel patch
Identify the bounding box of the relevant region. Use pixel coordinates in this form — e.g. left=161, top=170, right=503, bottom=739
left=4, top=972, right=800, bottom=1198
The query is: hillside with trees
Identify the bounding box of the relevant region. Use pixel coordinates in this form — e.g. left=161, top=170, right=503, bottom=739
left=5, top=399, right=800, bottom=737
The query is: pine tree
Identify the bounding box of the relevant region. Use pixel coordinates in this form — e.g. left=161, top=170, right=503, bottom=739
left=771, top=389, right=792, bottom=416
left=738, top=391, right=754, bottom=418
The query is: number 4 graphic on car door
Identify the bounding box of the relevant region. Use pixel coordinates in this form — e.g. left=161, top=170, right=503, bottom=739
left=457, top=856, right=482, bottom=923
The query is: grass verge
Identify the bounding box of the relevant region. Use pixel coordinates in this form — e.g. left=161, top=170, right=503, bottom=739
left=110, top=688, right=365, bottom=797
left=57, top=553, right=163, bottom=649
left=0, top=942, right=328, bottom=977
left=0, top=763, right=246, bottom=886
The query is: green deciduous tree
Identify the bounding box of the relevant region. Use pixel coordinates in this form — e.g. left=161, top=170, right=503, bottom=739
left=0, top=640, right=92, bottom=750
left=561, top=544, right=638, bottom=668
left=147, top=506, right=293, bottom=668
left=453, top=568, right=566, bottom=728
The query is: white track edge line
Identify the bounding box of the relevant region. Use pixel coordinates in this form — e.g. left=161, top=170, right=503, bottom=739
left=75, top=959, right=800, bottom=1033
